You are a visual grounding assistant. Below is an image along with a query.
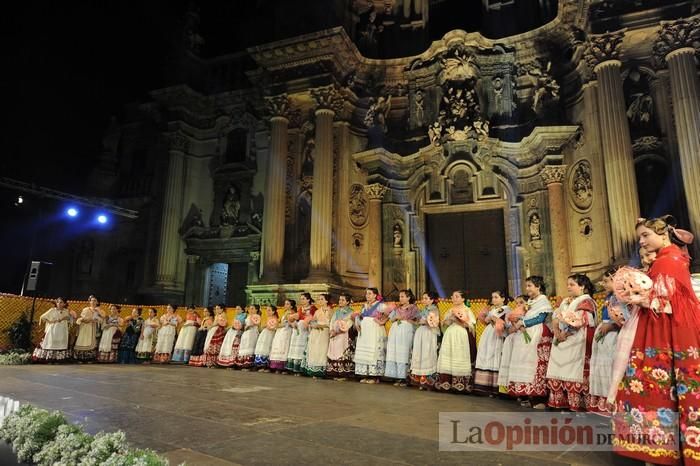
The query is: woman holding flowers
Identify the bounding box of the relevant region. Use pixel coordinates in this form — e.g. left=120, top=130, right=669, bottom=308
left=217, top=306, right=246, bottom=367
left=304, top=294, right=332, bottom=377
left=612, top=216, right=700, bottom=465
left=286, top=293, right=315, bottom=374
left=135, top=308, right=159, bottom=362
left=152, top=304, right=181, bottom=363
left=545, top=274, right=597, bottom=411
left=171, top=306, right=200, bottom=364
left=73, top=295, right=102, bottom=361
left=32, top=297, right=71, bottom=363
left=269, top=299, right=296, bottom=372
left=474, top=290, right=511, bottom=395
left=326, top=293, right=356, bottom=380
left=354, top=287, right=390, bottom=384
left=435, top=290, right=477, bottom=393
left=409, top=291, right=441, bottom=390
left=384, top=289, right=419, bottom=385
left=96, top=304, right=123, bottom=363
left=188, top=307, right=214, bottom=367
left=235, top=304, right=261, bottom=369
left=505, top=276, right=553, bottom=409
left=254, top=305, right=279, bottom=371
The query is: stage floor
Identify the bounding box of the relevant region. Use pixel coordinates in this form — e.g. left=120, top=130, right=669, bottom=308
left=0, top=365, right=638, bottom=466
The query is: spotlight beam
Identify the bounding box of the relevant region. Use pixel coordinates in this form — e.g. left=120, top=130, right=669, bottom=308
left=0, top=176, right=138, bottom=219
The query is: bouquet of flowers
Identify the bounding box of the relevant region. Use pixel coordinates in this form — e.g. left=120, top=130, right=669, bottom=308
left=608, top=299, right=629, bottom=326
left=266, top=317, right=279, bottom=330
left=613, top=266, right=653, bottom=307
left=494, top=318, right=506, bottom=337
left=232, top=319, right=243, bottom=331
left=337, top=319, right=350, bottom=333
left=251, top=314, right=261, bottom=326
left=426, top=312, right=440, bottom=328
left=555, top=308, right=587, bottom=345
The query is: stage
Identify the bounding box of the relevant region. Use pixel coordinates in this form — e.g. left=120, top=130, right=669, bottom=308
left=0, top=365, right=637, bottom=465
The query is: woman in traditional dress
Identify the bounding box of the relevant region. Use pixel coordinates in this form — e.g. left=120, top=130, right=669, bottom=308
left=235, top=304, right=261, bottom=370
left=409, top=291, right=441, bottom=390
left=32, top=297, right=71, bottom=363
left=136, top=308, right=159, bottom=362
left=255, top=305, right=279, bottom=371
left=612, top=216, right=700, bottom=465
left=304, top=294, right=332, bottom=377
left=152, top=305, right=181, bottom=363
left=73, top=295, right=102, bottom=361
left=545, top=274, right=597, bottom=411
left=171, top=306, right=200, bottom=364
left=326, top=293, right=356, bottom=380
left=217, top=306, right=245, bottom=368
left=587, top=267, right=621, bottom=413
left=97, top=304, right=123, bottom=363
left=474, top=290, right=511, bottom=395
left=117, top=308, right=143, bottom=364
left=201, top=304, right=228, bottom=367
left=505, top=276, right=553, bottom=409
left=385, top=289, right=419, bottom=385
left=498, top=295, right=528, bottom=396
left=354, top=287, right=390, bottom=384
left=188, top=307, right=214, bottom=367
left=435, top=290, right=477, bottom=393
left=269, top=299, right=296, bottom=373
left=286, top=293, right=316, bottom=374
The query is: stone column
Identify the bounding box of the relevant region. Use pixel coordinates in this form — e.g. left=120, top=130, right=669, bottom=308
left=586, top=31, right=640, bottom=261
left=541, top=166, right=571, bottom=296
left=365, top=183, right=389, bottom=291
left=155, top=132, right=188, bottom=287
left=306, top=85, right=343, bottom=282
left=655, top=17, right=700, bottom=263
left=260, top=94, right=291, bottom=283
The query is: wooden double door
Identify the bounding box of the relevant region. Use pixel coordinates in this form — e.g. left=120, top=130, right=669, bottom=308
left=425, top=209, right=508, bottom=300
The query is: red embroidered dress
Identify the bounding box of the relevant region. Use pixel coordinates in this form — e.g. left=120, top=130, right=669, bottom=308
left=612, top=244, right=700, bottom=465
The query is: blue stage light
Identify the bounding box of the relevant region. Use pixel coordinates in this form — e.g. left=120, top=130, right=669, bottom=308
left=96, top=214, right=108, bottom=224
left=66, top=207, right=79, bottom=217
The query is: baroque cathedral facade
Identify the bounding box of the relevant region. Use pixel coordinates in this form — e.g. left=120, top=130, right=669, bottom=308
left=76, top=0, right=700, bottom=305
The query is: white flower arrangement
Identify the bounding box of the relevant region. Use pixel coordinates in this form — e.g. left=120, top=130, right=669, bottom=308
left=0, top=351, right=32, bottom=365
left=0, top=404, right=174, bottom=466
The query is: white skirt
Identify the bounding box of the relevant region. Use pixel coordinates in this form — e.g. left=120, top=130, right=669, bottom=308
left=385, top=321, right=416, bottom=365
left=305, top=328, right=330, bottom=368
left=287, top=327, right=309, bottom=361
left=506, top=323, right=545, bottom=384
left=98, top=327, right=119, bottom=353
left=353, top=318, right=387, bottom=366
left=545, top=326, right=587, bottom=383
left=41, top=321, right=69, bottom=350
left=410, top=325, right=439, bottom=376
left=218, top=328, right=241, bottom=359
left=269, top=327, right=293, bottom=362
left=74, top=322, right=97, bottom=350
left=497, top=332, right=517, bottom=386
left=589, top=325, right=618, bottom=397
left=437, top=324, right=472, bottom=377
left=254, top=328, right=276, bottom=357
left=154, top=326, right=176, bottom=354
left=475, top=324, right=505, bottom=371
left=135, top=327, right=155, bottom=354
left=238, top=328, right=259, bottom=357
left=174, top=325, right=198, bottom=351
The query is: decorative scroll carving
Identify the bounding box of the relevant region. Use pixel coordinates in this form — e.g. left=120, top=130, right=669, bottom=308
left=540, top=165, right=567, bottom=185
left=653, top=17, right=700, bottom=66
left=585, top=30, right=625, bottom=71
left=364, top=183, right=389, bottom=200
left=569, top=160, right=593, bottom=211
left=166, top=132, right=190, bottom=153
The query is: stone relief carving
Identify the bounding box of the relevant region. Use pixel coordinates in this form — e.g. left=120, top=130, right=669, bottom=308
left=166, top=131, right=190, bottom=153
left=529, top=212, right=542, bottom=242
left=179, top=203, right=207, bottom=239
left=393, top=222, right=403, bottom=249
left=220, top=184, right=241, bottom=226
left=632, top=136, right=663, bottom=155
left=349, top=184, right=369, bottom=228
left=364, top=183, right=389, bottom=200
left=311, top=85, right=344, bottom=114
left=569, top=160, right=593, bottom=211
left=529, top=61, right=560, bottom=115
left=413, top=89, right=425, bottom=127
left=264, top=94, right=291, bottom=119
left=352, top=232, right=364, bottom=250
left=540, top=165, right=567, bottom=185
left=626, top=92, right=654, bottom=129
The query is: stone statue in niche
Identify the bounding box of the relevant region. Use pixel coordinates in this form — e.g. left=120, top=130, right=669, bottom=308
left=529, top=212, right=542, bottom=241
left=579, top=217, right=593, bottom=237
left=364, top=95, right=392, bottom=133
left=570, top=161, right=593, bottom=210
left=627, top=92, right=654, bottom=130
left=414, top=89, right=425, bottom=127
left=299, top=119, right=315, bottom=194
left=179, top=203, right=207, bottom=239
left=220, top=185, right=241, bottom=226
left=352, top=232, right=363, bottom=250
left=393, top=223, right=403, bottom=248
left=356, top=5, right=384, bottom=56
left=530, top=62, right=560, bottom=115
left=349, top=184, right=368, bottom=227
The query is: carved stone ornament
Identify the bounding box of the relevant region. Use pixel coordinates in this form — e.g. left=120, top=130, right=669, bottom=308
left=568, top=160, right=593, bottom=211
left=310, top=85, right=344, bottom=115
left=167, top=132, right=190, bottom=152
left=352, top=232, right=364, bottom=250
left=632, top=135, right=663, bottom=155
left=540, top=165, right=567, bottom=185
left=527, top=209, right=542, bottom=250
left=349, top=183, right=369, bottom=227
left=264, top=94, right=291, bottom=119
left=578, top=217, right=593, bottom=237
left=653, top=17, right=700, bottom=66
left=249, top=251, right=260, bottom=262
left=584, top=30, right=625, bottom=71
left=364, top=183, right=389, bottom=200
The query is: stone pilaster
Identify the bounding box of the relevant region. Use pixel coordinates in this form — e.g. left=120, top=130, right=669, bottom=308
left=260, top=94, right=291, bottom=283
left=585, top=31, right=640, bottom=261
left=655, top=17, right=700, bottom=265
left=541, top=166, right=571, bottom=297
left=365, top=183, right=389, bottom=292
left=306, top=85, right=343, bottom=282
left=155, top=132, right=188, bottom=287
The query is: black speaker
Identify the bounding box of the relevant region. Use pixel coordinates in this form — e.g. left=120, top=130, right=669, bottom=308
left=26, top=261, right=52, bottom=292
